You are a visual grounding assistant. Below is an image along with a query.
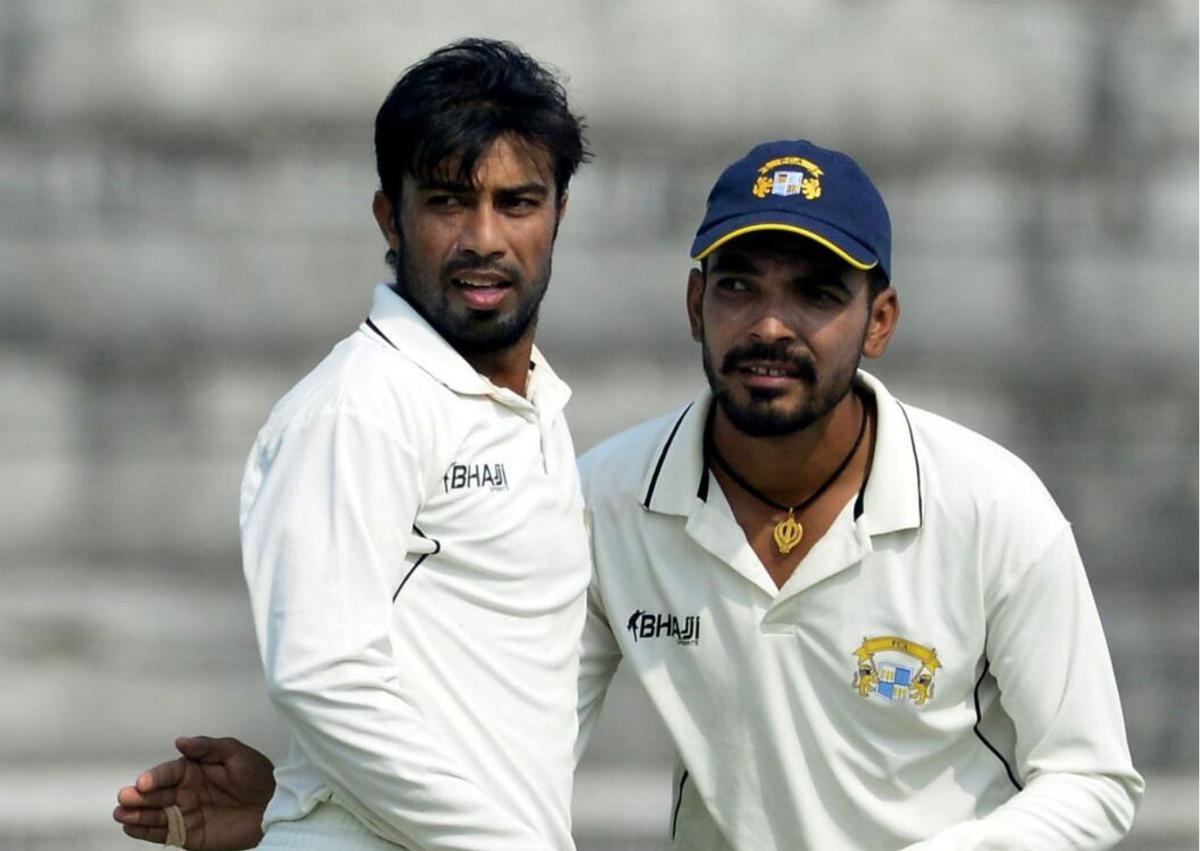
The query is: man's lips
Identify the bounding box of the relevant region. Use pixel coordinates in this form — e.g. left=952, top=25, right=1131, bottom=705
left=452, top=274, right=512, bottom=310
left=730, top=360, right=809, bottom=390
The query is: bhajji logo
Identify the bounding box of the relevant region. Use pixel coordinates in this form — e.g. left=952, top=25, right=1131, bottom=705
left=443, top=462, right=508, bottom=492
left=626, top=609, right=701, bottom=646
left=852, top=635, right=940, bottom=706
left=751, top=156, right=823, bottom=200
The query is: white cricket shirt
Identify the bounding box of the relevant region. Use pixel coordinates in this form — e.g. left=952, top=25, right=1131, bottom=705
left=577, top=371, right=1142, bottom=850
left=241, top=284, right=590, bottom=851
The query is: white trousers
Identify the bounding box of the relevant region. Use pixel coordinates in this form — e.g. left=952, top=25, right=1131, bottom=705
left=256, top=801, right=406, bottom=850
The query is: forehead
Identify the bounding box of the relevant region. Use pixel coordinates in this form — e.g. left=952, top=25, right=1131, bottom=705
left=707, top=231, right=852, bottom=274
left=411, top=134, right=555, bottom=191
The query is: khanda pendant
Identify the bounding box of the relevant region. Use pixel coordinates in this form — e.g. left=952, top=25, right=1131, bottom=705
left=772, top=509, right=804, bottom=555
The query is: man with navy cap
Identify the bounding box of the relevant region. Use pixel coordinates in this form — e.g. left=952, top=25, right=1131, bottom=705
left=113, top=140, right=1142, bottom=850
left=575, top=139, right=1143, bottom=848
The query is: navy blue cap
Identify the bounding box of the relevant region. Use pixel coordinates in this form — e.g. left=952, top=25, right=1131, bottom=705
left=690, top=140, right=891, bottom=280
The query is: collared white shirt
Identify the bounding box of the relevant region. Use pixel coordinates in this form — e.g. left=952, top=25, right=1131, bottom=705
left=577, top=371, right=1142, bottom=850
left=241, top=283, right=590, bottom=850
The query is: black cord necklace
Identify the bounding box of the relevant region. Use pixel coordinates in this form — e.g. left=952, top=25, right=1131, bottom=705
left=707, top=398, right=868, bottom=555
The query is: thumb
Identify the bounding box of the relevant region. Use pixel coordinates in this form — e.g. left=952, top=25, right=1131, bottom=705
left=174, top=735, right=217, bottom=759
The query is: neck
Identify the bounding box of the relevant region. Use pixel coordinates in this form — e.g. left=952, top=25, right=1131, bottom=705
left=711, top=390, right=865, bottom=504
left=389, top=283, right=537, bottom=397
left=464, top=335, right=536, bottom=396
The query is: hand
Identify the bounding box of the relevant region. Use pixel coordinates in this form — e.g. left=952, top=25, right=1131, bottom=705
left=113, top=736, right=276, bottom=850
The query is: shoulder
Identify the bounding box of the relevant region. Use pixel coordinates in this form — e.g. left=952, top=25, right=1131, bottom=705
left=904, top=405, right=1049, bottom=493
left=578, top=404, right=693, bottom=507
left=256, top=328, right=457, bottom=448
left=901, top=402, right=1066, bottom=533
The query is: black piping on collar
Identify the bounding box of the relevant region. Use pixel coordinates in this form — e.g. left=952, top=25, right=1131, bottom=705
left=696, top=403, right=714, bottom=503
left=853, top=391, right=877, bottom=520
left=365, top=317, right=397, bottom=350
left=894, top=400, right=924, bottom=527
left=366, top=316, right=537, bottom=382
left=696, top=463, right=712, bottom=503
left=642, top=403, right=693, bottom=510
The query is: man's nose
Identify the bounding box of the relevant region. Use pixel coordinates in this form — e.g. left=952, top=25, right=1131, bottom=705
left=458, top=205, right=506, bottom=259
left=747, top=299, right=798, bottom=345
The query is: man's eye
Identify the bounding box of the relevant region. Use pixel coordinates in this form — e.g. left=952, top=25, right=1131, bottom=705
left=427, top=195, right=463, bottom=208
left=803, top=286, right=847, bottom=305
left=715, top=278, right=750, bottom=292
left=501, top=196, right=540, bottom=212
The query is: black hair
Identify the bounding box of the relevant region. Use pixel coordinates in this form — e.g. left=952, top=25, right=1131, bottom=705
left=866, top=265, right=890, bottom=300
left=375, top=38, right=590, bottom=208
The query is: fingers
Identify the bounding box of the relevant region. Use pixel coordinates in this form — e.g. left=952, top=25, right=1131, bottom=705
left=174, top=735, right=214, bottom=756
left=118, top=785, right=179, bottom=809
left=134, top=757, right=187, bottom=793
left=177, top=734, right=245, bottom=764
left=113, top=804, right=167, bottom=829
left=121, top=822, right=169, bottom=845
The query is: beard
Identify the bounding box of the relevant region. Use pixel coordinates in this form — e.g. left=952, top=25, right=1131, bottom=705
left=702, top=337, right=859, bottom=437
left=395, top=249, right=551, bottom=355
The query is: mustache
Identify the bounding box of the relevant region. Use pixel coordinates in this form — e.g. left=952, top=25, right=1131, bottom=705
left=720, top=341, right=817, bottom=383
left=442, top=254, right=523, bottom=283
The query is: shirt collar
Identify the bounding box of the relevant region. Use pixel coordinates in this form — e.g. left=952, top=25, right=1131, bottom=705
left=639, top=369, right=922, bottom=536
left=525, top=347, right=572, bottom=418
left=362, top=283, right=571, bottom=416
left=855, top=370, right=923, bottom=535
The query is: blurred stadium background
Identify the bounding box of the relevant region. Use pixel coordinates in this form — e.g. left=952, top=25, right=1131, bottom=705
left=0, top=1, right=1195, bottom=848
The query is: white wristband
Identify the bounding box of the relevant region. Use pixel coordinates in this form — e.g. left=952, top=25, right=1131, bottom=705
left=164, top=803, right=187, bottom=848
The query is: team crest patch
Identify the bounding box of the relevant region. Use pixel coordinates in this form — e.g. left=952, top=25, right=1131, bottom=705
left=752, top=156, right=823, bottom=200
left=852, top=635, right=940, bottom=706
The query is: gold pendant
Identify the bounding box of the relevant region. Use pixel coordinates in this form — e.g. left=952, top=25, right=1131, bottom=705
left=773, top=510, right=804, bottom=555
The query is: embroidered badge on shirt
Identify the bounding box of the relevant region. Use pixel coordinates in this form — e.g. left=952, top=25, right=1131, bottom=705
left=852, top=635, right=941, bottom=706
left=751, top=156, right=824, bottom=200
left=442, top=462, right=509, bottom=492
left=626, top=609, right=701, bottom=646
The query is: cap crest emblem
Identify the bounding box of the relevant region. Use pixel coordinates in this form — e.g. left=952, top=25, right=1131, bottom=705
left=752, top=156, right=823, bottom=200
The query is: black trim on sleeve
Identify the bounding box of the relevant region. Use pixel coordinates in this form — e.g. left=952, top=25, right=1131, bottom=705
left=895, top=401, right=924, bottom=526
left=365, top=317, right=398, bottom=350
left=392, top=524, right=440, bottom=602
left=972, top=660, right=1024, bottom=791
left=670, top=770, right=690, bottom=841
left=642, top=404, right=693, bottom=510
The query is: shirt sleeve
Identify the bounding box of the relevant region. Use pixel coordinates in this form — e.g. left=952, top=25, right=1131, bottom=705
left=241, top=406, right=550, bottom=850
left=901, top=524, right=1144, bottom=851
left=574, top=528, right=623, bottom=767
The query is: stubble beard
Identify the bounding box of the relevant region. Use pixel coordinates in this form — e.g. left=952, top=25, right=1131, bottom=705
left=394, top=249, right=551, bottom=355
left=701, top=337, right=860, bottom=438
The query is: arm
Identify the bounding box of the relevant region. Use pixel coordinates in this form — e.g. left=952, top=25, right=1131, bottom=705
left=903, top=525, right=1143, bottom=850
left=242, top=408, right=548, bottom=849
left=574, top=547, right=623, bottom=766
left=112, top=736, right=275, bottom=850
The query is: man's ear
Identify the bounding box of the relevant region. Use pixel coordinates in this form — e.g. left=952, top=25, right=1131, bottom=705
left=372, top=191, right=402, bottom=254
left=552, top=191, right=568, bottom=239
left=862, top=286, right=900, bottom=359
left=686, top=267, right=705, bottom=343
